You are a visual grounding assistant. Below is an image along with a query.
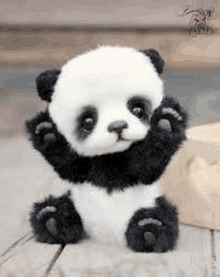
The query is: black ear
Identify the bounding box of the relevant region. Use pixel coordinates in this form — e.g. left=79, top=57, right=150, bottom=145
left=140, top=49, right=164, bottom=75
left=36, top=69, right=61, bottom=102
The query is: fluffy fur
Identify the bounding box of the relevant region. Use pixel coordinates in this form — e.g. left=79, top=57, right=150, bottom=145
left=26, top=46, right=188, bottom=252
left=50, top=46, right=164, bottom=157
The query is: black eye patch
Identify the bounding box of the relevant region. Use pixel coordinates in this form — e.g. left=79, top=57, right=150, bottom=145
left=127, top=96, right=152, bottom=122
left=75, top=106, right=98, bottom=141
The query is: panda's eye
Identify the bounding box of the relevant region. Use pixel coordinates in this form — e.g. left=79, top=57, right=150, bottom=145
left=82, top=117, right=95, bottom=132
left=76, top=105, right=98, bottom=140
left=127, top=96, right=152, bottom=122
left=131, top=106, right=144, bottom=119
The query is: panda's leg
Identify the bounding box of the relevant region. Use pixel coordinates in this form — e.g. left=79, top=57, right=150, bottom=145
left=125, top=196, right=178, bottom=253
left=30, top=190, right=86, bottom=245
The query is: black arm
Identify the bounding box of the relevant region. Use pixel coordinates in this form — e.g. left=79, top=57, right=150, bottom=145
left=25, top=110, right=91, bottom=183
left=127, top=95, right=188, bottom=184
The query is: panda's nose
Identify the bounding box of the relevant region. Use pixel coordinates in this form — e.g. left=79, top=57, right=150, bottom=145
left=108, top=120, right=128, bottom=134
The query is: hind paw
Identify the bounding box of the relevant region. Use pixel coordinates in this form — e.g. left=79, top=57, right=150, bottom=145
left=125, top=196, right=179, bottom=253
left=30, top=192, right=85, bottom=245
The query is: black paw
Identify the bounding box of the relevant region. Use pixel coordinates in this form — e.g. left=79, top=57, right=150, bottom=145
left=30, top=191, right=85, bottom=245
left=151, top=96, right=188, bottom=134
left=26, top=111, right=57, bottom=151
left=125, top=196, right=179, bottom=253
left=36, top=121, right=56, bottom=147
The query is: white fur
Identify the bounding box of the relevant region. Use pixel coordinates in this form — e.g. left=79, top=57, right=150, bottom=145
left=73, top=103, right=150, bottom=156
left=71, top=181, right=161, bottom=246
left=49, top=45, right=164, bottom=157
left=33, top=174, right=161, bottom=246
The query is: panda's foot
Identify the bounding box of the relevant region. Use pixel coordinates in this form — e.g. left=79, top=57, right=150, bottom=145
left=30, top=191, right=85, bottom=245
left=152, top=95, right=188, bottom=134
left=125, top=196, right=179, bottom=253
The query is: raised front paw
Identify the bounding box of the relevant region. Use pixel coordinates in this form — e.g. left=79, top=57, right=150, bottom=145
left=125, top=196, right=179, bottom=253
left=26, top=111, right=57, bottom=151
left=158, top=107, right=182, bottom=132
left=151, top=96, right=188, bottom=134
left=30, top=191, right=85, bottom=245
left=35, top=121, right=56, bottom=145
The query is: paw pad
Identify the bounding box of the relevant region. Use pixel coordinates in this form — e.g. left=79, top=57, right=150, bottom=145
left=35, top=122, right=53, bottom=134
left=144, top=232, right=156, bottom=248
left=45, top=218, right=59, bottom=237
left=36, top=206, right=57, bottom=220
left=138, top=218, right=162, bottom=227
left=158, top=119, right=172, bottom=132
left=158, top=107, right=183, bottom=132
left=162, top=107, right=182, bottom=121
left=43, top=133, right=56, bottom=144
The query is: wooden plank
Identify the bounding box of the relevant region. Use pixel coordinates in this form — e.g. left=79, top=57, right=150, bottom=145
left=176, top=224, right=212, bottom=276
left=0, top=231, right=34, bottom=265
left=214, top=230, right=220, bottom=277
left=0, top=237, right=62, bottom=277
left=0, top=224, right=213, bottom=276
left=0, top=225, right=213, bottom=276
left=55, top=224, right=212, bottom=277
left=178, top=224, right=212, bottom=253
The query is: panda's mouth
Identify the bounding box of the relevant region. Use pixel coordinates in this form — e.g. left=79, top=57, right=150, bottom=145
left=117, top=134, right=130, bottom=142
left=117, top=138, right=129, bottom=142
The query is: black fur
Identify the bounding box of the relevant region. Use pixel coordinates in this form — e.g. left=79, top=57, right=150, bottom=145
left=26, top=108, right=91, bottom=183
left=30, top=191, right=86, bottom=244
left=36, top=69, right=61, bottom=102
left=140, top=49, right=165, bottom=75
left=125, top=196, right=179, bottom=252
left=26, top=95, right=187, bottom=194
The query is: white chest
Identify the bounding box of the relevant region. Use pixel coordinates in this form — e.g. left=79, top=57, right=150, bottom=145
left=71, top=182, right=161, bottom=245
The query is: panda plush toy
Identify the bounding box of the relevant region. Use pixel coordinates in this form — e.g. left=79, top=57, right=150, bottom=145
left=26, top=45, right=187, bottom=253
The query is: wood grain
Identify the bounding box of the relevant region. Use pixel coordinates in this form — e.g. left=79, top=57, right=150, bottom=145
left=214, top=230, right=220, bottom=277
left=0, top=239, right=61, bottom=277
left=0, top=225, right=214, bottom=276
left=55, top=224, right=213, bottom=277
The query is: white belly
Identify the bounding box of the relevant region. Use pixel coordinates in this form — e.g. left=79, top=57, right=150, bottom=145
left=71, top=182, right=161, bottom=246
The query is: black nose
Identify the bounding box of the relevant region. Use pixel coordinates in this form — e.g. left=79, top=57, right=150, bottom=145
left=108, top=120, right=128, bottom=134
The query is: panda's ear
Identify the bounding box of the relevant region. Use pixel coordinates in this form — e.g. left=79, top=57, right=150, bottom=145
left=36, top=69, right=61, bottom=102
left=140, top=49, right=164, bottom=75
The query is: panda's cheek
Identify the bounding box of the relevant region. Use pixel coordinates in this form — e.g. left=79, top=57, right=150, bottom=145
left=76, top=129, right=112, bottom=145
left=74, top=136, right=117, bottom=156
left=90, top=132, right=116, bottom=147
left=123, top=124, right=148, bottom=141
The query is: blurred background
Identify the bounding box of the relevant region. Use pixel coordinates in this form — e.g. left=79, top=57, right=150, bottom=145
left=0, top=0, right=220, bottom=140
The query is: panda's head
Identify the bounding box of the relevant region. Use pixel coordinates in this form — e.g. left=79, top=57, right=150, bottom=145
left=36, top=46, right=164, bottom=157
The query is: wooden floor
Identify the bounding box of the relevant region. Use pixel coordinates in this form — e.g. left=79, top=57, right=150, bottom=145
left=0, top=224, right=219, bottom=276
